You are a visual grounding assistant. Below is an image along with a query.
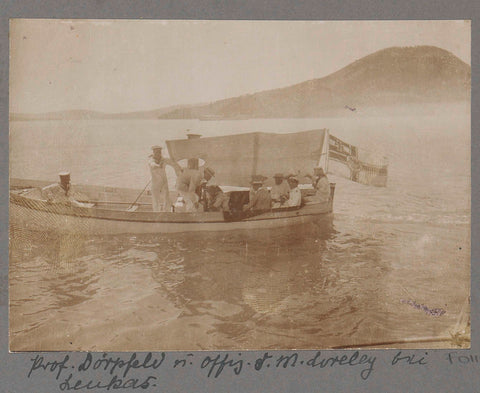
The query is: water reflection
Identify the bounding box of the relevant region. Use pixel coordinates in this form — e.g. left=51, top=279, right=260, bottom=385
left=9, top=211, right=468, bottom=350
left=126, top=218, right=388, bottom=349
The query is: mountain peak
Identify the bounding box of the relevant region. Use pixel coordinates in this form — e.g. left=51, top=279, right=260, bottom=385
left=161, top=45, right=470, bottom=119
left=347, top=45, right=468, bottom=67
left=13, top=46, right=470, bottom=121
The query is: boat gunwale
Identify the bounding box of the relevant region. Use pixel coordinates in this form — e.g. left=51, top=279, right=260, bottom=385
left=10, top=189, right=333, bottom=224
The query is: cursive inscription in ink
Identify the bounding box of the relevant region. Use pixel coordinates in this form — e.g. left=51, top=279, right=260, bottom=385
left=27, top=352, right=164, bottom=391
left=27, top=349, right=480, bottom=391
left=26, top=350, right=378, bottom=391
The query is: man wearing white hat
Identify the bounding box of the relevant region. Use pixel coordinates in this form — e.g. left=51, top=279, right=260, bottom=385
left=42, top=172, right=92, bottom=207
left=285, top=176, right=302, bottom=207
left=149, top=145, right=181, bottom=212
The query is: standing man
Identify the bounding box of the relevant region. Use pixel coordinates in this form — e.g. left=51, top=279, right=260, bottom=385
left=176, top=164, right=216, bottom=212
left=149, top=145, right=180, bottom=212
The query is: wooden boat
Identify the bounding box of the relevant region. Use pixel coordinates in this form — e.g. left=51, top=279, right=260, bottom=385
left=10, top=178, right=335, bottom=235
left=10, top=128, right=387, bottom=235
left=10, top=129, right=342, bottom=235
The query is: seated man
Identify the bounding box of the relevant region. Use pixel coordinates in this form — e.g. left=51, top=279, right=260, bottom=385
left=202, top=166, right=216, bottom=186
left=270, top=173, right=290, bottom=208
left=285, top=176, right=302, bottom=207
left=42, top=172, right=93, bottom=208
left=312, top=167, right=330, bottom=203
left=243, top=175, right=271, bottom=212
left=196, top=166, right=216, bottom=207
left=205, top=185, right=230, bottom=212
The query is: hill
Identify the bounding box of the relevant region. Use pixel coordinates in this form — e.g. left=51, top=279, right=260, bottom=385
left=160, top=46, right=471, bottom=119
left=11, top=46, right=470, bottom=121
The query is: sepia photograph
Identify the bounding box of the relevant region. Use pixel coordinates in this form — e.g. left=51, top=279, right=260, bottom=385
left=9, top=19, right=470, bottom=351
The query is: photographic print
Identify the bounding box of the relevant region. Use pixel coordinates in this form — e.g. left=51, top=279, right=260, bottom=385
left=9, top=19, right=470, bottom=351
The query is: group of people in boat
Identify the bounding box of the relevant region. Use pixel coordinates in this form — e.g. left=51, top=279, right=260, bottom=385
left=148, top=145, right=330, bottom=214
left=40, top=144, right=330, bottom=213
left=242, top=174, right=302, bottom=212
left=148, top=145, right=216, bottom=212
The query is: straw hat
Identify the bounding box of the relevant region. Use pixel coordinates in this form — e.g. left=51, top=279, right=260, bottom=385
left=251, top=175, right=266, bottom=184
left=287, top=176, right=299, bottom=184
left=204, top=167, right=215, bottom=177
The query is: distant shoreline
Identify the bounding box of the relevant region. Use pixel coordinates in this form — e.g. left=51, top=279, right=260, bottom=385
left=10, top=101, right=470, bottom=122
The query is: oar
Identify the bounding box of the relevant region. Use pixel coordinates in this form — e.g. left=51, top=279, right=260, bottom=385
left=127, top=180, right=152, bottom=210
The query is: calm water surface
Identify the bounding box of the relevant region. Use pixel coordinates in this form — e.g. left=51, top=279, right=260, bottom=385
left=9, top=113, right=470, bottom=350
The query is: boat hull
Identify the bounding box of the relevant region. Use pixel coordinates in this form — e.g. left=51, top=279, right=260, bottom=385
left=10, top=179, right=334, bottom=235
left=10, top=201, right=332, bottom=235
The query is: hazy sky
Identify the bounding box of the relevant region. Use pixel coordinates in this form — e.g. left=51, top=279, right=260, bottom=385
left=10, top=19, right=470, bottom=114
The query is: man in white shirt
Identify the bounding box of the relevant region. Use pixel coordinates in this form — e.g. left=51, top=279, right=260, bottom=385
left=175, top=164, right=216, bottom=212
left=286, top=176, right=302, bottom=207
left=312, top=167, right=330, bottom=203
left=271, top=173, right=290, bottom=208
left=149, top=146, right=181, bottom=212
